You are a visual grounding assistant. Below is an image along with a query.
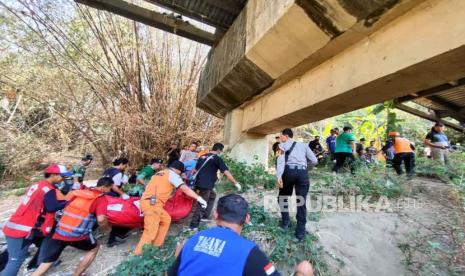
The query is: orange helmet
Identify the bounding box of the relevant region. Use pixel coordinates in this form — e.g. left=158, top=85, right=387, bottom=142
left=388, top=131, right=400, bottom=137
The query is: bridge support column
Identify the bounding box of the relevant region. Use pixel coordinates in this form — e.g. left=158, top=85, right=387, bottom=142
left=224, top=109, right=269, bottom=167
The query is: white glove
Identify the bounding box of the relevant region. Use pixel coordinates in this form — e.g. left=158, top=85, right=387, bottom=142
left=72, top=182, right=81, bottom=190
left=235, top=183, right=242, bottom=192
left=121, top=193, right=130, bottom=200
left=197, top=197, right=208, bottom=209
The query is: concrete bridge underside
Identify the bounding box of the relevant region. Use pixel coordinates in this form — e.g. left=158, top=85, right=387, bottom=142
left=196, top=0, right=465, bottom=165
left=76, top=0, right=465, bottom=165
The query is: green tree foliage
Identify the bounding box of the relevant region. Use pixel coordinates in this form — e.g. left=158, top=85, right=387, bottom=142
left=296, top=100, right=444, bottom=151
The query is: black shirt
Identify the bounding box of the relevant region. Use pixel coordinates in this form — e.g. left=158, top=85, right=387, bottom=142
left=168, top=246, right=280, bottom=276
left=194, top=153, right=229, bottom=190
left=356, top=143, right=364, bottom=154
left=308, top=140, right=323, bottom=153
left=167, top=148, right=181, bottom=166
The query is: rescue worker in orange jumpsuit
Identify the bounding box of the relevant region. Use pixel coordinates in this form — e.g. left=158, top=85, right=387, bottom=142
left=134, top=161, right=207, bottom=255
left=2, top=164, right=72, bottom=276
left=388, top=131, right=415, bottom=177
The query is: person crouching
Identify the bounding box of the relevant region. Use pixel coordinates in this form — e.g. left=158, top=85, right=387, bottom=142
left=31, top=177, right=114, bottom=276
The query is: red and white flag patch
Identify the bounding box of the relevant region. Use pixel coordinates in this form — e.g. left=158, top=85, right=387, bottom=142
left=264, top=262, right=276, bottom=275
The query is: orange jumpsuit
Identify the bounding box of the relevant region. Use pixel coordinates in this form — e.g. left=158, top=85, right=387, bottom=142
left=134, top=170, right=176, bottom=255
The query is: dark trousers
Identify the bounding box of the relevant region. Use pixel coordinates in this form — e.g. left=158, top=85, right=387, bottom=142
left=108, top=226, right=131, bottom=244
left=330, top=152, right=336, bottom=161
left=190, top=188, right=216, bottom=228
left=332, top=152, right=355, bottom=174
left=278, top=168, right=309, bottom=236
left=393, top=152, right=415, bottom=175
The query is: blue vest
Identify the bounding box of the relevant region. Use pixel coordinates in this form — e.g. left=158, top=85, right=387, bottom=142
left=103, top=167, right=121, bottom=179
left=103, top=167, right=123, bottom=197
left=178, top=227, right=256, bottom=276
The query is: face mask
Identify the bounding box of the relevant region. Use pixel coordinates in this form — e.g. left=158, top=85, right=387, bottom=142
left=55, top=181, right=65, bottom=190
left=56, top=177, right=74, bottom=194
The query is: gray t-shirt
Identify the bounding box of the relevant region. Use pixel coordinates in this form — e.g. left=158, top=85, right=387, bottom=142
left=180, top=150, right=198, bottom=162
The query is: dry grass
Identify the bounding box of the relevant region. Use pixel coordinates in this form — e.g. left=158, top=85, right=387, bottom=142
left=0, top=0, right=222, bottom=182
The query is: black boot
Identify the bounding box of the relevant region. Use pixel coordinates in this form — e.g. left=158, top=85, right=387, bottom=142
left=280, top=220, right=290, bottom=230
left=295, top=223, right=307, bottom=240
left=280, top=210, right=290, bottom=229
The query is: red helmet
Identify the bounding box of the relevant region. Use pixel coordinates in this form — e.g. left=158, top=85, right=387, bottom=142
left=388, top=131, right=400, bottom=137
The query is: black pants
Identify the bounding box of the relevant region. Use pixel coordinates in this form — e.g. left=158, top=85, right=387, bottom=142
left=332, top=152, right=355, bottom=174
left=393, top=152, right=415, bottom=175
left=108, top=226, right=131, bottom=244
left=190, top=188, right=216, bottom=228
left=278, top=168, right=309, bottom=236
left=330, top=152, right=336, bottom=161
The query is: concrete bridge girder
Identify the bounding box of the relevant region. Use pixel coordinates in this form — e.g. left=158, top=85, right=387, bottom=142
left=240, top=0, right=465, bottom=134
left=220, top=0, right=465, bottom=165
left=198, top=0, right=426, bottom=117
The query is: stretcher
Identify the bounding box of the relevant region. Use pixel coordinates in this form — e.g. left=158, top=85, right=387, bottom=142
left=105, top=189, right=194, bottom=228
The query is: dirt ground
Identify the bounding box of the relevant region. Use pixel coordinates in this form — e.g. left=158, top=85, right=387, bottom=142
left=0, top=176, right=463, bottom=275
left=307, top=177, right=464, bottom=276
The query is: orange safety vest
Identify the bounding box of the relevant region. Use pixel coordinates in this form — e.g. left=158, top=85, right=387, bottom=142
left=3, top=180, right=56, bottom=238
left=394, top=137, right=414, bottom=154
left=55, top=189, right=102, bottom=239
left=197, top=150, right=209, bottom=157
left=141, top=170, right=175, bottom=206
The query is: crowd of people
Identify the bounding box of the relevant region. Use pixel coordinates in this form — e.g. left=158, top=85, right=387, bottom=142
left=270, top=123, right=453, bottom=243
left=0, top=122, right=454, bottom=275
left=2, top=141, right=317, bottom=276
left=301, top=122, right=453, bottom=177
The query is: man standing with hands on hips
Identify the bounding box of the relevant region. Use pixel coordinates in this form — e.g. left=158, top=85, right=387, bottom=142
left=277, top=128, right=317, bottom=240
left=189, top=143, right=241, bottom=230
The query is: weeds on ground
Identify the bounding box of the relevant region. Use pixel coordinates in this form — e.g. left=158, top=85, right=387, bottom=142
left=111, top=224, right=207, bottom=275
left=310, top=163, right=407, bottom=199
left=111, top=237, right=177, bottom=276
left=112, top=204, right=328, bottom=276
left=10, top=179, right=29, bottom=189
left=398, top=152, right=465, bottom=275
left=244, top=204, right=328, bottom=275
left=219, top=155, right=276, bottom=192
left=416, top=152, right=465, bottom=208
left=398, top=221, right=465, bottom=276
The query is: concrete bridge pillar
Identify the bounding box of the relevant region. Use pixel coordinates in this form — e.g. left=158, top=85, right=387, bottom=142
left=224, top=109, right=269, bottom=167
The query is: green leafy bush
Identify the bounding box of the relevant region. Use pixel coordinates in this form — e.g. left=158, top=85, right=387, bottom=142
left=221, top=155, right=276, bottom=192
left=112, top=237, right=178, bottom=276
left=311, top=163, right=407, bottom=198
